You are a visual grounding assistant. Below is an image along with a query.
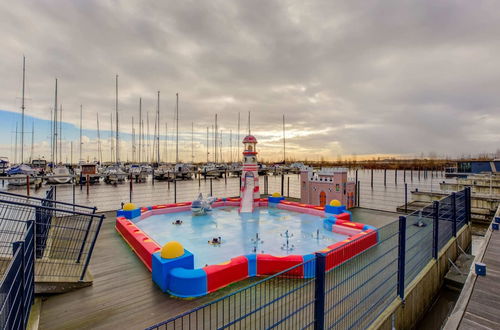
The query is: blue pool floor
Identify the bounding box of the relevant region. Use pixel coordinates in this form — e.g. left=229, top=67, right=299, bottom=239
left=133, top=206, right=348, bottom=267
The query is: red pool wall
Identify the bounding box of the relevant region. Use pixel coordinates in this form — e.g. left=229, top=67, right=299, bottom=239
left=257, top=254, right=305, bottom=277
left=324, top=229, right=377, bottom=271
left=203, top=256, right=249, bottom=292
left=116, top=217, right=161, bottom=271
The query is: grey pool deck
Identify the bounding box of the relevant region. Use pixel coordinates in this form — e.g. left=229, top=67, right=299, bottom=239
left=445, top=216, right=500, bottom=330
left=38, top=207, right=400, bottom=329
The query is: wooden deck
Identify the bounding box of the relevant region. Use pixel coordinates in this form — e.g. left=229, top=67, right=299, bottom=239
left=38, top=211, right=220, bottom=329
left=38, top=208, right=400, bottom=329
left=458, top=228, right=500, bottom=330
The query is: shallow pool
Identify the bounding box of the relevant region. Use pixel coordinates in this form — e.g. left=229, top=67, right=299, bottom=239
left=133, top=206, right=348, bottom=267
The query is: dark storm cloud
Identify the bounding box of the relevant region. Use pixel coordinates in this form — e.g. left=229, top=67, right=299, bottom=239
left=0, top=0, right=498, bottom=160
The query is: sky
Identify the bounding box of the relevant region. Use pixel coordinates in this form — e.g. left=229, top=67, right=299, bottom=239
left=1, top=0, right=499, bottom=163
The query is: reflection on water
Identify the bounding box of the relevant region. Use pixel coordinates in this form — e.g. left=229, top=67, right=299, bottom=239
left=0, top=169, right=449, bottom=212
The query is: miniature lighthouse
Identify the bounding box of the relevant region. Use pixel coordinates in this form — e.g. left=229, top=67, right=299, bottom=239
left=239, top=135, right=260, bottom=213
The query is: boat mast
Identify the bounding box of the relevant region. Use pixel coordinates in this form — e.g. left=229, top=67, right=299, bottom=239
left=248, top=111, right=250, bottom=135
left=237, top=112, right=240, bottom=158
left=176, top=92, right=179, bottom=164
left=79, top=105, right=83, bottom=163
left=214, top=114, right=218, bottom=163
left=53, top=78, right=58, bottom=166
left=59, top=104, right=63, bottom=163
left=283, top=114, right=286, bottom=163
left=153, top=110, right=157, bottom=163
left=30, top=122, right=34, bottom=163
left=230, top=129, right=232, bottom=163
left=110, top=113, right=114, bottom=163
left=97, top=113, right=102, bottom=163
left=146, top=112, right=150, bottom=163
left=165, top=122, right=168, bottom=163
left=191, top=122, right=194, bottom=163
left=132, top=116, right=135, bottom=163
left=115, top=75, right=119, bottom=164
left=21, top=56, right=26, bottom=164
left=138, top=98, right=142, bottom=163
left=219, top=130, right=222, bottom=163
left=206, top=126, right=209, bottom=163
left=157, top=91, right=160, bottom=164
left=14, top=122, right=18, bottom=164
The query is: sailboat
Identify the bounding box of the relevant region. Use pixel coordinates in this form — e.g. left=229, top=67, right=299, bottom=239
left=104, top=75, right=127, bottom=184
left=0, top=157, right=10, bottom=176
left=46, top=165, right=72, bottom=184
left=9, top=56, right=41, bottom=187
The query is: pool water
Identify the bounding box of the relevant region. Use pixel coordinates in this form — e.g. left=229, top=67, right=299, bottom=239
left=133, top=206, right=348, bottom=267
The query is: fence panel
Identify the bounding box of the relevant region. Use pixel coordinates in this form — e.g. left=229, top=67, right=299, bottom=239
left=455, top=190, right=467, bottom=230
left=437, top=195, right=454, bottom=250
left=404, top=204, right=434, bottom=288
left=0, top=220, right=35, bottom=330
left=147, top=258, right=317, bottom=330
left=0, top=197, right=104, bottom=282
left=324, top=220, right=399, bottom=329
left=148, top=189, right=469, bottom=329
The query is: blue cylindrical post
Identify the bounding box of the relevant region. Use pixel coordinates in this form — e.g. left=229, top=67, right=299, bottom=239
left=397, top=216, right=407, bottom=299
left=452, top=192, right=457, bottom=237
left=433, top=201, right=439, bottom=259
left=314, top=253, right=326, bottom=330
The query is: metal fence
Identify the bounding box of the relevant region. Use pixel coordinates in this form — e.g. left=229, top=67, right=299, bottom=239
left=0, top=189, right=104, bottom=282
left=322, top=221, right=399, bottom=329
left=0, top=220, right=35, bottom=330
left=148, top=188, right=470, bottom=330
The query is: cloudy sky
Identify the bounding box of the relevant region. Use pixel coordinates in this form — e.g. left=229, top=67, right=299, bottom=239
left=1, top=0, right=499, bottom=163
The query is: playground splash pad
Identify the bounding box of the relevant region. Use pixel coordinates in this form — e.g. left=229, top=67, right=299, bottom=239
left=132, top=206, right=348, bottom=268
left=116, top=198, right=378, bottom=298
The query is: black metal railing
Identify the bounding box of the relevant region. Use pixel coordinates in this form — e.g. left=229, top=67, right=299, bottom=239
left=147, top=188, right=471, bottom=330
left=0, top=220, right=35, bottom=330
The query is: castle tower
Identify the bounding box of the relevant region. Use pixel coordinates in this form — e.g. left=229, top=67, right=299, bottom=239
left=240, top=135, right=260, bottom=212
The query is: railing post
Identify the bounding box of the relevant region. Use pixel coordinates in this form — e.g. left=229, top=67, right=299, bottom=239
left=129, top=174, right=133, bottom=203
left=465, top=187, right=470, bottom=225
left=357, top=180, right=360, bottom=207
left=433, top=201, right=439, bottom=259
left=404, top=183, right=408, bottom=213
left=452, top=192, right=457, bottom=237
left=174, top=179, right=177, bottom=203
left=76, top=216, right=94, bottom=264
left=210, top=178, right=213, bottom=197
left=13, top=241, right=25, bottom=327
left=397, top=216, right=406, bottom=300
left=80, top=215, right=105, bottom=281
left=314, top=253, right=326, bottom=330
left=281, top=174, right=284, bottom=196
left=371, top=169, right=374, bottom=189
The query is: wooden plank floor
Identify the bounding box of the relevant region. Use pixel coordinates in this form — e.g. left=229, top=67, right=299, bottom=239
left=39, top=208, right=400, bottom=329
left=38, top=211, right=226, bottom=330
left=459, top=230, right=500, bottom=329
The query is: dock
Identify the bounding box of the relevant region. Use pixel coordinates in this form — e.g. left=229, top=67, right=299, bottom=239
left=38, top=207, right=400, bottom=329
left=445, top=207, right=500, bottom=329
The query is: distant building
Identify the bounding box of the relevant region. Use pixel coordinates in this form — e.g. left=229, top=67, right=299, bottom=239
left=456, top=160, right=499, bottom=174
left=300, top=167, right=356, bottom=208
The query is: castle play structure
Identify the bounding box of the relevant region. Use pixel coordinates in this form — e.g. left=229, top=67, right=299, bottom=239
left=300, top=167, right=356, bottom=208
